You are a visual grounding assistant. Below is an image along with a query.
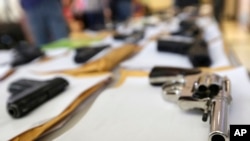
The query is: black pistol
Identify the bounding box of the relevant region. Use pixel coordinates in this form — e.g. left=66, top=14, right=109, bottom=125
left=7, top=77, right=69, bottom=118
left=149, top=66, right=201, bottom=86
left=113, top=30, right=144, bottom=44
left=188, top=38, right=211, bottom=67
left=11, top=42, right=45, bottom=67
left=171, top=20, right=201, bottom=37
left=74, top=44, right=110, bottom=63
left=157, top=19, right=212, bottom=67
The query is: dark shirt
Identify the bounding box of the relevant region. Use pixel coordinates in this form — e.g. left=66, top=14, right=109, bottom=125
left=175, top=0, right=200, bottom=8
left=20, top=0, right=45, bottom=10
left=110, top=0, right=132, bottom=13
left=110, top=0, right=131, bottom=5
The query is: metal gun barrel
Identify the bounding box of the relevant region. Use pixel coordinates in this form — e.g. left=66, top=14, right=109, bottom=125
left=209, top=78, right=231, bottom=141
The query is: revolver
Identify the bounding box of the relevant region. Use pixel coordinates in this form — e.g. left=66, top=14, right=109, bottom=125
left=7, top=77, right=69, bottom=118
left=161, top=73, right=231, bottom=141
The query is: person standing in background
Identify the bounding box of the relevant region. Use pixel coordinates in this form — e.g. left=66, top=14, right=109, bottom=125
left=20, top=0, right=68, bottom=47
left=72, top=0, right=110, bottom=31
left=212, top=0, right=225, bottom=25
left=110, top=0, right=132, bottom=23
left=62, top=0, right=83, bottom=33
left=0, top=0, right=28, bottom=49
left=174, top=0, right=200, bottom=9
left=84, top=0, right=110, bottom=30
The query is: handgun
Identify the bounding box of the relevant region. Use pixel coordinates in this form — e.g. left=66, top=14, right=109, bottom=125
left=7, top=77, right=69, bottom=118
left=74, top=44, right=110, bottom=63
left=11, top=42, right=45, bottom=67
left=171, top=20, right=201, bottom=38
left=113, top=30, right=144, bottom=44
left=161, top=73, right=231, bottom=141
left=149, top=66, right=201, bottom=86
left=157, top=19, right=212, bottom=67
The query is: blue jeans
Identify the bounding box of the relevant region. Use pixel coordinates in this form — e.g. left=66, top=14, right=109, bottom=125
left=83, top=11, right=105, bottom=31
left=25, top=0, right=68, bottom=47
left=116, top=1, right=132, bottom=22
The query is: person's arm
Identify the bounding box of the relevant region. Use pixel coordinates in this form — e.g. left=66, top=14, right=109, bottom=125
left=102, top=0, right=112, bottom=23
left=19, top=13, right=35, bottom=45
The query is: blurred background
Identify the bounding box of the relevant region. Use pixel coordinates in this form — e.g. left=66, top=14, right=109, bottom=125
left=0, top=0, right=249, bottom=69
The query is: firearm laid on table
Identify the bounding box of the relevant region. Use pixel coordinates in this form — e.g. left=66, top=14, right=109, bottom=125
left=113, top=30, right=144, bottom=44
left=7, top=77, right=69, bottom=118
left=11, top=42, right=45, bottom=67
left=74, top=44, right=110, bottom=64
left=113, top=21, right=145, bottom=44
left=149, top=67, right=232, bottom=141
left=157, top=19, right=212, bottom=67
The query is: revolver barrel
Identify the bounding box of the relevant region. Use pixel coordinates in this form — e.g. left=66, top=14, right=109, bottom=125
left=209, top=78, right=231, bottom=141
